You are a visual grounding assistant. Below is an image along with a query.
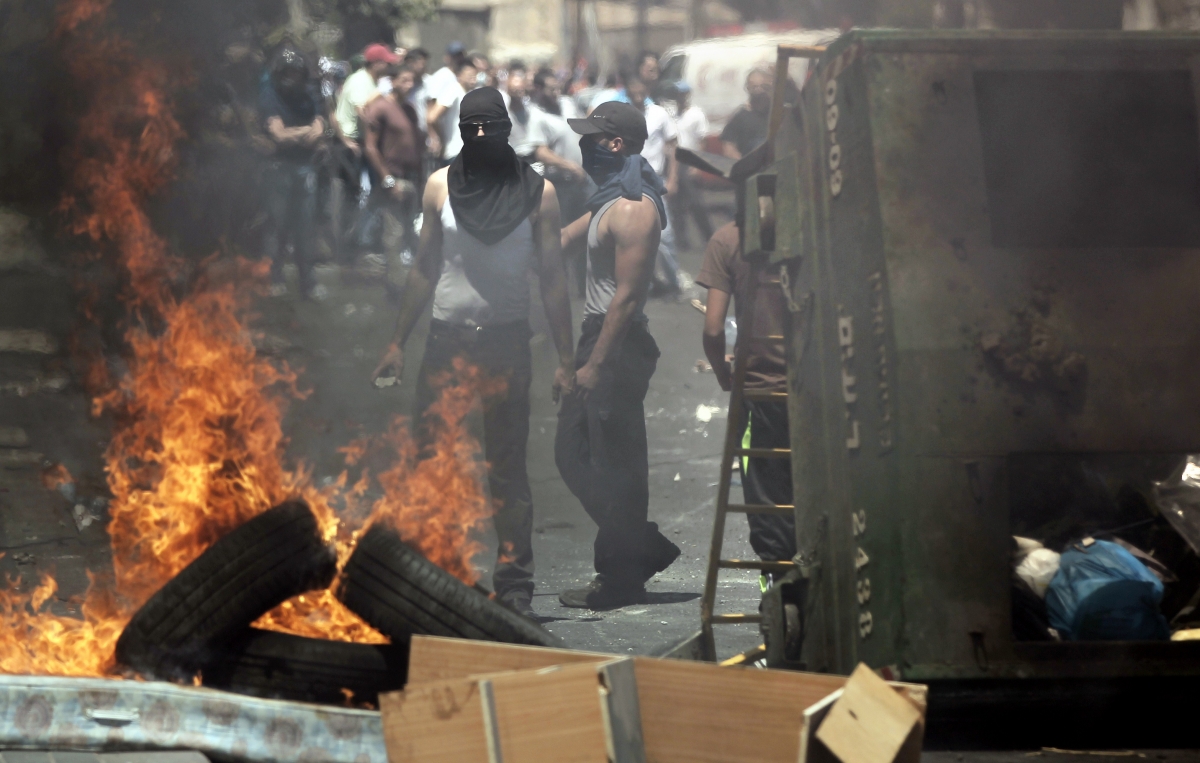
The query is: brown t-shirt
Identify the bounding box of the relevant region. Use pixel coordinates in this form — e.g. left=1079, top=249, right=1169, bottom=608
left=363, top=94, right=422, bottom=179
left=696, top=222, right=787, bottom=391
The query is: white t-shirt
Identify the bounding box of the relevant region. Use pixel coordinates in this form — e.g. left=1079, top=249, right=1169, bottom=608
left=425, top=66, right=458, bottom=103
left=437, top=81, right=468, bottom=159
left=559, top=96, right=581, bottom=120
left=336, top=68, right=378, bottom=140
left=407, top=74, right=430, bottom=134
left=508, top=99, right=536, bottom=157
left=675, top=105, right=709, bottom=152
left=527, top=105, right=582, bottom=166
left=641, top=102, right=678, bottom=177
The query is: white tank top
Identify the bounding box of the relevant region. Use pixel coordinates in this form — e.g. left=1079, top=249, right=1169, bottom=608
left=432, top=200, right=535, bottom=326
left=583, top=195, right=660, bottom=317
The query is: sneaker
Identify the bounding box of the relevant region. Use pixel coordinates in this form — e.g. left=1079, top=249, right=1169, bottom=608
left=559, top=576, right=646, bottom=611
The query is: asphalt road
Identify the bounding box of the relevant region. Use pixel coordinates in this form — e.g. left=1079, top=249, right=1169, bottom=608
left=265, top=227, right=764, bottom=659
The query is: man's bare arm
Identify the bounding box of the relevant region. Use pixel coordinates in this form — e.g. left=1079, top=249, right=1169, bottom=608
left=533, top=146, right=586, bottom=181
left=721, top=140, right=742, bottom=161
left=702, top=287, right=733, bottom=391
left=362, top=116, right=388, bottom=180
left=561, top=210, right=592, bottom=250
left=664, top=137, right=679, bottom=196
left=372, top=173, right=446, bottom=382
left=532, top=181, right=576, bottom=400
left=576, top=198, right=660, bottom=389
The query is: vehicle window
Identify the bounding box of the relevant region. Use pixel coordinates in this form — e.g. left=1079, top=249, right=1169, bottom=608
left=660, top=54, right=685, bottom=83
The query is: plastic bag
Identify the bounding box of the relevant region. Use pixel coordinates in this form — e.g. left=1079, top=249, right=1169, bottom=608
left=1045, top=539, right=1169, bottom=641
left=1152, top=455, right=1200, bottom=554
left=1015, top=548, right=1061, bottom=598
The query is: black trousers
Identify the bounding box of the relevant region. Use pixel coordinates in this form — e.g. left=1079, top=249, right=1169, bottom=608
left=742, top=400, right=797, bottom=563
left=413, top=320, right=535, bottom=600
left=555, top=316, right=681, bottom=585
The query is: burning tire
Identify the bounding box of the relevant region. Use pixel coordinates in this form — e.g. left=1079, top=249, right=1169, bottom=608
left=201, top=628, right=409, bottom=705
left=337, top=524, right=563, bottom=647
left=116, top=501, right=337, bottom=680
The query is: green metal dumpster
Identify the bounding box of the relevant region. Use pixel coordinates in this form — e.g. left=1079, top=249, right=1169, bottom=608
left=767, top=30, right=1200, bottom=693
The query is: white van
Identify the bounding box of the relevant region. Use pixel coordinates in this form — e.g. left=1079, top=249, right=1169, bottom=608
left=659, top=30, right=841, bottom=131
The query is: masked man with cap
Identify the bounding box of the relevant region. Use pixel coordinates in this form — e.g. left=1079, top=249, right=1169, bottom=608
left=372, top=88, right=575, bottom=619
left=555, top=102, right=682, bottom=610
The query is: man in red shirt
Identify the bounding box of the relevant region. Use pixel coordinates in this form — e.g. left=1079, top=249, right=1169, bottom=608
left=363, top=66, right=423, bottom=283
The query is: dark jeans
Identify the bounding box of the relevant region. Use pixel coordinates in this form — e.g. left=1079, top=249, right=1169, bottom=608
left=263, top=161, right=318, bottom=293
left=413, top=320, right=535, bottom=601
left=555, top=315, right=680, bottom=585
left=743, top=400, right=797, bottom=562
left=671, top=169, right=715, bottom=250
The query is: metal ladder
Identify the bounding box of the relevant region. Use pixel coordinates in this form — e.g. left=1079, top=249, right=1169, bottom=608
left=698, top=258, right=794, bottom=662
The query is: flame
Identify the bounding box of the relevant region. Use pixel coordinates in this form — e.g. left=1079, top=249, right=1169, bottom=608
left=0, top=0, right=499, bottom=678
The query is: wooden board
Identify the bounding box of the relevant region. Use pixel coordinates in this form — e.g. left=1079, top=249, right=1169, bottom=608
left=632, top=658, right=846, bottom=763
left=406, top=636, right=613, bottom=685
left=380, top=676, right=490, bottom=763
left=383, top=658, right=645, bottom=763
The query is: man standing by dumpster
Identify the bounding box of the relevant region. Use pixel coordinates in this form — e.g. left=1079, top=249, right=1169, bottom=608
left=697, top=220, right=796, bottom=567
left=556, top=102, right=682, bottom=610
left=371, top=88, right=575, bottom=620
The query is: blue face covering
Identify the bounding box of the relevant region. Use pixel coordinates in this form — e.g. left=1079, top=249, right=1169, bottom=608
left=579, top=136, right=668, bottom=231
left=580, top=136, right=626, bottom=183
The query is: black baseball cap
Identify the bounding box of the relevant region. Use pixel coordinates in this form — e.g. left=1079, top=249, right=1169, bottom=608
left=568, top=101, right=648, bottom=145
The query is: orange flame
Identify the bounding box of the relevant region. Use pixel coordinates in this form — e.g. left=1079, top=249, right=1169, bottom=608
left=0, top=0, right=500, bottom=678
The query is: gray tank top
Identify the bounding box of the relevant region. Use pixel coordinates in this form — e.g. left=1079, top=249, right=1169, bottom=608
left=583, top=195, right=660, bottom=317
left=432, top=200, right=535, bottom=326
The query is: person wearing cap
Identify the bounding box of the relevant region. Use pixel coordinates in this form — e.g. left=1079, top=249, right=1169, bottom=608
left=372, top=87, right=575, bottom=620
left=260, top=46, right=326, bottom=299
left=554, top=101, right=682, bottom=610
left=336, top=44, right=400, bottom=149
left=669, top=81, right=713, bottom=249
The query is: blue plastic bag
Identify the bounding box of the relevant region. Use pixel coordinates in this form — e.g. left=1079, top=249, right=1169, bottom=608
left=1045, top=539, right=1170, bottom=641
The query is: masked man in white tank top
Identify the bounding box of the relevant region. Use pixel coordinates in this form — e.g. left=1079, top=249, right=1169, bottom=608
left=554, top=102, right=682, bottom=610
left=373, top=88, right=576, bottom=620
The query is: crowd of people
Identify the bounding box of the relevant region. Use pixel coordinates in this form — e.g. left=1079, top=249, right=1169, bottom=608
left=255, top=39, right=777, bottom=302
left=255, top=37, right=787, bottom=618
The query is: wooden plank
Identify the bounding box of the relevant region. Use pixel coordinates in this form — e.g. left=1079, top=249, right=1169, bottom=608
left=380, top=677, right=490, bottom=763
left=633, top=658, right=846, bottom=763
left=489, top=662, right=613, bottom=763
left=384, top=658, right=645, bottom=763
left=406, top=636, right=613, bottom=685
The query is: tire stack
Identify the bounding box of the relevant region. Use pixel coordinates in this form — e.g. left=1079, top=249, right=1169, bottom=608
left=114, top=502, right=562, bottom=706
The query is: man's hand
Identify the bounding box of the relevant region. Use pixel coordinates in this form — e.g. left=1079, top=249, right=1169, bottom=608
left=568, top=163, right=588, bottom=183
left=429, top=132, right=443, bottom=157
left=665, top=177, right=678, bottom=197
left=552, top=362, right=575, bottom=403
left=575, top=361, right=600, bottom=399
left=372, top=343, right=405, bottom=386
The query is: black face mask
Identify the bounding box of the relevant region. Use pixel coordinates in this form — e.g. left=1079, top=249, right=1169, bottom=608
left=580, top=137, right=626, bottom=183
left=460, top=133, right=512, bottom=173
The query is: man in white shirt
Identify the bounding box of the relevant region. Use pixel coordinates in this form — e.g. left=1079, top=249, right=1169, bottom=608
left=504, top=71, right=536, bottom=159
left=669, top=81, right=713, bottom=248
left=625, top=76, right=681, bottom=296
left=427, top=59, right=479, bottom=163
left=403, top=48, right=431, bottom=135
left=424, top=41, right=465, bottom=104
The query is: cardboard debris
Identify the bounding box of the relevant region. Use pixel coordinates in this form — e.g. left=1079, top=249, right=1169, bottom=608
left=810, top=664, right=926, bottom=763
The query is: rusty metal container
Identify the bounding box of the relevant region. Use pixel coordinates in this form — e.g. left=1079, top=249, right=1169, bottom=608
left=768, top=30, right=1200, bottom=690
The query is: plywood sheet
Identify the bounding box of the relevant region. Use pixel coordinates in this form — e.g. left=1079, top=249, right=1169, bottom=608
left=407, top=635, right=613, bottom=685
left=633, top=658, right=846, bottom=763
